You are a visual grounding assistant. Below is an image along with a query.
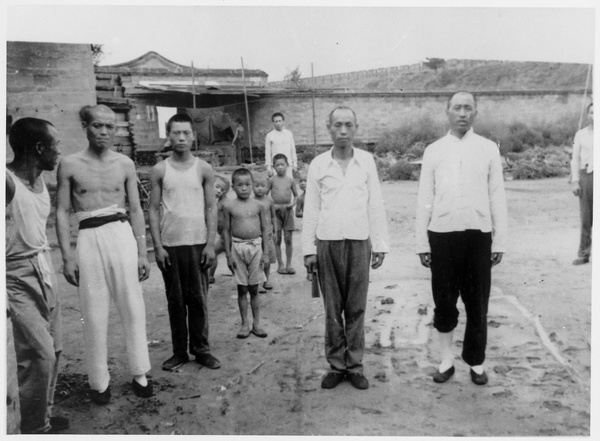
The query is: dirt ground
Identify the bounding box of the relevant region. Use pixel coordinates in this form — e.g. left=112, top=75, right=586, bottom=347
left=47, top=176, right=591, bottom=436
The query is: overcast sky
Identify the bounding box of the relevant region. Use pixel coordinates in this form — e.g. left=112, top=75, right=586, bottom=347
left=4, top=1, right=598, bottom=82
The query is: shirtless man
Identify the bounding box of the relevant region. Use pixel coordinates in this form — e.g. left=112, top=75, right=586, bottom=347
left=223, top=169, right=270, bottom=339
left=56, top=105, right=152, bottom=404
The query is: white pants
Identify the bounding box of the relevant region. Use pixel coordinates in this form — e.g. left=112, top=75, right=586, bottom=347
left=77, top=220, right=151, bottom=391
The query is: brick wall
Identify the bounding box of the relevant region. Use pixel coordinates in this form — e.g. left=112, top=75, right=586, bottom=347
left=6, top=41, right=97, bottom=183
left=233, top=90, right=591, bottom=149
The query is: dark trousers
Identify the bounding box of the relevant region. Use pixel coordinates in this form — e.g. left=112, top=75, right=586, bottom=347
left=578, top=170, right=593, bottom=259
left=428, top=230, right=492, bottom=366
left=317, top=239, right=371, bottom=374
left=161, top=245, right=210, bottom=356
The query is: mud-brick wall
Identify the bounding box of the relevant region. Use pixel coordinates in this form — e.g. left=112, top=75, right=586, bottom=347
left=230, top=90, right=591, bottom=149
left=6, top=41, right=97, bottom=183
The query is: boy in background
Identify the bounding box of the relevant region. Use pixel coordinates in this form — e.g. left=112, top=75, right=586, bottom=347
left=252, top=171, right=278, bottom=292
left=223, top=169, right=270, bottom=339
left=269, top=154, right=298, bottom=275
left=209, top=175, right=231, bottom=284
left=295, top=174, right=307, bottom=218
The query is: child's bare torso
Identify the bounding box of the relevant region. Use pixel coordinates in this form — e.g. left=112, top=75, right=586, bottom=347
left=270, top=175, right=294, bottom=204
left=253, top=195, right=273, bottom=228
left=228, top=198, right=263, bottom=240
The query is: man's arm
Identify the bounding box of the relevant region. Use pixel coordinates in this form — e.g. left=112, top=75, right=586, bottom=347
left=365, top=155, right=389, bottom=269
left=6, top=173, right=15, bottom=206
left=415, top=148, right=435, bottom=263
left=289, top=131, right=298, bottom=172
left=200, top=160, right=217, bottom=269
left=124, top=159, right=150, bottom=281
left=55, top=160, right=79, bottom=286
left=265, top=132, right=272, bottom=171
left=488, top=147, right=508, bottom=264
left=269, top=199, right=278, bottom=237
left=301, top=161, right=320, bottom=274
left=570, top=131, right=582, bottom=196
left=148, top=163, right=169, bottom=272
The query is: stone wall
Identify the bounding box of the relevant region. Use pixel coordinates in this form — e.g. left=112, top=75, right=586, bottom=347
left=6, top=41, right=97, bottom=183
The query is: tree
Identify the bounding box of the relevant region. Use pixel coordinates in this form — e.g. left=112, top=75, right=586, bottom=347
left=91, top=44, right=104, bottom=65
left=285, top=66, right=303, bottom=88
left=423, top=57, right=446, bottom=72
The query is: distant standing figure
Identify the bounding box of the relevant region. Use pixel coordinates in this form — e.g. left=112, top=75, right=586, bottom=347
left=148, top=113, right=221, bottom=372
left=302, top=106, right=389, bottom=391
left=252, top=171, right=278, bottom=291
left=416, top=91, right=508, bottom=386
left=56, top=105, right=153, bottom=404
left=232, top=118, right=245, bottom=165
left=265, top=112, right=297, bottom=178
left=570, top=102, right=593, bottom=265
left=223, top=168, right=270, bottom=339
left=208, top=175, right=231, bottom=284
left=6, top=117, right=69, bottom=434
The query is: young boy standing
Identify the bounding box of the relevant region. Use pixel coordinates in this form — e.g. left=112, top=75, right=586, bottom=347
left=295, top=175, right=307, bottom=218
left=209, top=175, right=231, bottom=284
left=223, top=168, right=270, bottom=339
left=269, top=153, right=298, bottom=275
left=148, top=113, right=220, bottom=372
left=252, top=172, right=278, bottom=291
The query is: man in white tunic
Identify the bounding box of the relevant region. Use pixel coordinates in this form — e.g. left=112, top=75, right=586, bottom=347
left=56, top=105, right=152, bottom=404
left=264, top=112, right=297, bottom=178
left=416, top=92, right=508, bottom=386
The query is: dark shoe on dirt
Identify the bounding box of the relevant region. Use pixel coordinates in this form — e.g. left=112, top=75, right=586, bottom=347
left=49, top=416, right=70, bottom=432
left=433, top=365, right=455, bottom=383
left=132, top=378, right=153, bottom=398
left=90, top=386, right=111, bottom=405
left=470, top=369, right=488, bottom=385
left=321, top=372, right=346, bottom=389
left=196, top=353, right=221, bottom=369
left=347, top=373, right=369, bottom=390
left=573, top=257, right=589, bottom=265
left=162, top=354, right=190, bottom=371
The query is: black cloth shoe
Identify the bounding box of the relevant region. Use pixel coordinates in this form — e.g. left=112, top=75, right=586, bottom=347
left=49, top=416, right=70, bottom=432
left=433, top=365, right=455, bottom=383
left=196, top=353, right=221, bottom=369
left=162, top=354, right=190, bottom=371
left=132, top=378, right=153, bottom=398
left=90, top=386, right=111, bottom=405
left=321, top=372, right=346, bottom=389
left=347, top=373, right=369, bottom=390
left=573, top=257, right=589, bottom=265
left=470, top=369, right=488, bottom=385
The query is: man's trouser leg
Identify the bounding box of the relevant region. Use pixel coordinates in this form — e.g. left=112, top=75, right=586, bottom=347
left=317, top=239, right=371, bottom=374
left=78, top=221, right=151, bottom=392
left=6, top=256, right=60, bottom=434
left=578, top=170, right=593, bottom=259
left=429, top=230, right=491, bottom=367
left=162, top=245, right=210, bottom=357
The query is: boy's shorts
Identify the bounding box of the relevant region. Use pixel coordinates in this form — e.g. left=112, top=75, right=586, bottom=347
left=275, top=205, right=295, bottom=231
left=231, top=237, right=266, bottom=286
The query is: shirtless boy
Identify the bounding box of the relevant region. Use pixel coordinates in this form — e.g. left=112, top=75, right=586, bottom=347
left=56, top=105, right=152, bottom=404
left=223, top=168, right=270, bottom=339
left=252, top=172, right=278, bottom=291
left=208, top=175, right=231, bottom=284
left=269, top=153, right=298, bottom=274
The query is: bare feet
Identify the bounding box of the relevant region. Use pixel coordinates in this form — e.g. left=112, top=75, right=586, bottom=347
left=236, top=324, right=251, bottom=339
left=251, top=326, right=268, bottom=338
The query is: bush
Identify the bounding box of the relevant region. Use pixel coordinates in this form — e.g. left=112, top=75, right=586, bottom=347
left=506, top=146, right=570, bottom=180
left=388, top=159, right=420, bottom=181
left=374, top=115, right=445, bottom=157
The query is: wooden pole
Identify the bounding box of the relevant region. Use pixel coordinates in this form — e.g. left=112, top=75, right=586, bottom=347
left=578, top=63, right=592, bottom=130
left=191, top=61, right=198, bottom=153
left=311, top=62, right=317, bottom=157
left=241, top=57, right=253, bottom=164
